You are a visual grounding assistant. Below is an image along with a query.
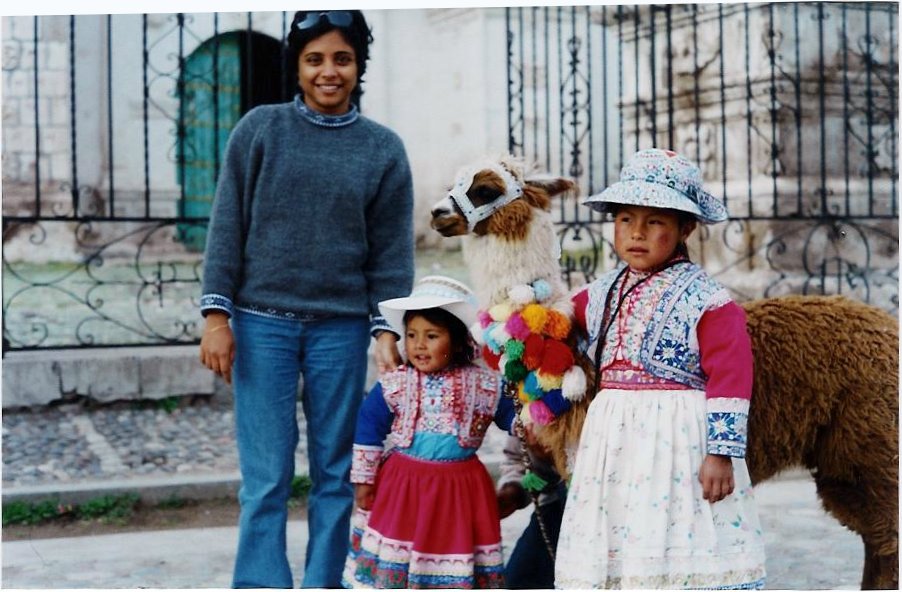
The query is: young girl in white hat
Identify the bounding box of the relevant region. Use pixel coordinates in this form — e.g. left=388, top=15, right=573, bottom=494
left=342, top=275, right=513, bottom=589
left=554, top=149, right=766, bottom=589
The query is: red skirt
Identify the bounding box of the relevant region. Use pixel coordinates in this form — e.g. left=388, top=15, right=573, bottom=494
left=342, top=452, right=505, bottom=589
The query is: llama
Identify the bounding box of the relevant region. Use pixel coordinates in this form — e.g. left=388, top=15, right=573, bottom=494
left=430, top=156, right=899, bottom=590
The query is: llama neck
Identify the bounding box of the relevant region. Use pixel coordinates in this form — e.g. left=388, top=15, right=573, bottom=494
left=462, top=210, right=566, bottom=308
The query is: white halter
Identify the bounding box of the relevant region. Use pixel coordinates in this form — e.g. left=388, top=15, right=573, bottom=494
left=447, top=163, right=524, bottom=232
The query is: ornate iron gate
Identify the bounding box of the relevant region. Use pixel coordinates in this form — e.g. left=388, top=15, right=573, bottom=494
left=506, top=2, right=898, bottom=312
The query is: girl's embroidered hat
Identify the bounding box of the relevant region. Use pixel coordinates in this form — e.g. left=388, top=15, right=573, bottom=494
left=378, top=275, right=478, bottom=336
left=582, top=148, right=728, bottom=224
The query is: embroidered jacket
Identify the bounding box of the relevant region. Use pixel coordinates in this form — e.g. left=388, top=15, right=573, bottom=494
left=574, top=261, right=754, bottom=458
left=351, top=365, right=510, bottom=484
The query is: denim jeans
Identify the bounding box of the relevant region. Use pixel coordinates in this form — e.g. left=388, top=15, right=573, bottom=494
left=504, top=484, right=566, bottom=589
left=230, top=310, right=369, bottom=588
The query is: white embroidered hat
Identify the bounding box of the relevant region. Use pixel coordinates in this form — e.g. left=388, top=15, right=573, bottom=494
left=583, top=148, right=728, bottom=224
left=378, top=275, right=478, bottom=336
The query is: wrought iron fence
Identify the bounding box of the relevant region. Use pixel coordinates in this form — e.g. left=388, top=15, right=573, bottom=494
left=506, top=2, right=898, bottom=311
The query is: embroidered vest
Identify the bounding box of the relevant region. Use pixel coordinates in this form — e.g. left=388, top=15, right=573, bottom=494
left=584, top=262, right=731, bottom=390
left=380, top=365, right=501, bottom=450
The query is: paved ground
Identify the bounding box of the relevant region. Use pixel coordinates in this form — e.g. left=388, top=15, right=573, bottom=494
left=2, top=399, right=866, bottom=589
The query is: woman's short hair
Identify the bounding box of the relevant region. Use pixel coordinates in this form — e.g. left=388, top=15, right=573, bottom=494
left=403, top=308, right=477, bottom=369
left=284, top=10, right=373, bottom=106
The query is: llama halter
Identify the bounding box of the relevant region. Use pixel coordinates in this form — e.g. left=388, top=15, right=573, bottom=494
left=447, top=164, right=524, bottom=232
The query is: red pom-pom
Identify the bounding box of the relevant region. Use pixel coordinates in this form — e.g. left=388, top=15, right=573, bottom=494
left=522, top=333, right=545, bottom=370
left=482, top=345, right=501, bottom=370
left=539, top=339, right=574, bottom=376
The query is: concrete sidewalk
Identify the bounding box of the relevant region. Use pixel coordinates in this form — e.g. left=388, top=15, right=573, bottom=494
left=2, top=476, right=864, bottom=589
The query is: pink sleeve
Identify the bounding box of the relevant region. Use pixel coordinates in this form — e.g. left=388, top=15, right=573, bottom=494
left=572, top=287, right=589, bottom=333
left=697, top=301, right=753, bottom=401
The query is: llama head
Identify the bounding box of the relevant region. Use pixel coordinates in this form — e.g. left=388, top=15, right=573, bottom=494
left=430, top=155, right=578, bottom=240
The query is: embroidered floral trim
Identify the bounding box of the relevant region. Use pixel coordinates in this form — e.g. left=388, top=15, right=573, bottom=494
left=200, top=293, right=234, bottom=317
left=707, top=410, right=749, bottom=458
left=350, top=445, right=383, bottom=484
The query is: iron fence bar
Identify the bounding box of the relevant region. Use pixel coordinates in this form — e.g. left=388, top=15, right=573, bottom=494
left=557, top=6, right=564, bottom=178
left=69, top=15, right=79, bottom=216
left=518, top=8, right=525, bottom=159
left=617, top=5, right=624, bottom=165
left=531, top=6, right=538, bottom=165
left=633, top=6, right=640, bottom=149
left=841, top=4, right=850, bottom=213
left=745, top=4, right=753, bottom=213
left=544, top=7, right=551, bottom=172
left=246, top=12, right=253, bottom=113
left=890, top=9, right=897, bottom=214
left=33, top=16, right=41, bottom=217
left=768, top=3, right=778, bottom=211
left=665, top=4, right=674, bottom=150
left=177, top=13, right=186, bottom=211
left=793, top=3, right=802, bottom=214
left=107, top=14, right=115, bottom=217
left=817, top=3, right=827, bottom=215
left=3, top=216, right=215, bottom=224
left=585, top=4, right=594, bottom=203
left=505, top=8, right=514, bottom=153
left=213, top=13, right=221, bottom=183
left=692, top=5, right=700, bottom=165
left=719, top=4, right=727, bottom=205
left=142, top=14, right=150, bottom=217
left=281, top=11, right=288, bottom=102
left=650, top=5, right=657, bottom=143
left=864, top=3, right=875, bottom=212
left=602, top=5, right=609, bottom=190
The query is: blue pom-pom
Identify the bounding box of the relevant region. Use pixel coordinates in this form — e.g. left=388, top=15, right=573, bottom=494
left=523, top=372, right=544, bottom=397
left=532, top=279, right=553, bottom=302
left=540, top=388, right=571, bottom=416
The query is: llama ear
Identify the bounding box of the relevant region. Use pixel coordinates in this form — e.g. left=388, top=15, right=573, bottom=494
left=524, top=175, right=579, bottom=198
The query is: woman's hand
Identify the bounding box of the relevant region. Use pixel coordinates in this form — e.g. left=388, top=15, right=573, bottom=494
left=355, top=483, right=376, bottom=511
left=199, top=313, right=235, bottom=385
left=698, top=454, right=735, bottom=503
left=373, top=331, right=402, bottom=374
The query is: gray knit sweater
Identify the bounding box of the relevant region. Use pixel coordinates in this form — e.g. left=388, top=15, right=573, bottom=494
left=200, top=97, right=414, bottom=334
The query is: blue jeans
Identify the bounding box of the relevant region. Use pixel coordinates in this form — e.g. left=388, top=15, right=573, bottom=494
left=230, top=311, right=369, bottom=588
left=504, top=484, right=566, bottom=589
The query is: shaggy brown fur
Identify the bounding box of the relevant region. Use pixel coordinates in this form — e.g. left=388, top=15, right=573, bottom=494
left=432, top=158, right=900, bottom=589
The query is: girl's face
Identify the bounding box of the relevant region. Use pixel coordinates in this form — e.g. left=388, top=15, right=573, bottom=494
left=613, top=205, right=695, bottom=271
left=297, top=29, right=358, bottom=115
left=405, top=314, right=454, bottom=374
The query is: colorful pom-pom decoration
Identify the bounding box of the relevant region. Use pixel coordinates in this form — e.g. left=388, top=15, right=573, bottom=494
left=522, top=334, right=545, bottom=370
left=562, top=365, right=587, bottom=401
left=469, top=321, right=486, bottom=345
left=532, top=279, right=553, bottom=302
left=539, top=340, right=575, bottom=376
left=508, top=284, right=536, bottom=307
left=489, top=302, right=514, bottom=323
left=478, top=310, right=493, bottom=329
left=521, top=303, right=548, bottom=334
left=517, top=382, right=530, bottom=403
left=543, top=309, right=572, bottom=340
left=504, top=339, right=525, bottom=362
left=540, top=388, right=571, bottom=416
left=523, top=371, right=544, bottom=398
left=482, top=345, right=501, bottom=371
left=483, top=327, right=502, bottom=355
left=504, top=358, right=528, bottom=383
left=518, top=404, right=533, bottom=427
left=505, top=313, right=532, bottom=342
left=528, top=399, right=555, bottom=425
left=536, top=370, right=563, bottom=391
left=489, top=323, right=512, bottom=347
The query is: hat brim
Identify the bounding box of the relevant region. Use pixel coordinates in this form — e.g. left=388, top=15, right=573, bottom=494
left=582, top=180, right=728, bottom=224
left=378, top=295, right=477, bottom=337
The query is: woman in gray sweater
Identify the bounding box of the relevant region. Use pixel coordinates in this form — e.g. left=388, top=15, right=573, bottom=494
left=199, top=10, right=414, bottom=588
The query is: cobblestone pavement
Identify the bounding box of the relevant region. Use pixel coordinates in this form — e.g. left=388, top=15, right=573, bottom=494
left=2, top=398, right=866, bottom=589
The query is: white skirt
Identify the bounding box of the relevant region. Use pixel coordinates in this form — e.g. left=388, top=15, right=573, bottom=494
left=555, top=389, right=766, bottom=589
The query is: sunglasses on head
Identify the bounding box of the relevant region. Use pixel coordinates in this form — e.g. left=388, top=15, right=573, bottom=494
left=295, top=10, right=353, bottom=31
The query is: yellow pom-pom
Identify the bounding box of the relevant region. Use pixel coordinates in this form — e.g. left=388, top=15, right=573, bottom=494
left=517, top=382, right=530, bottom=403
left=521, top=303, right=548, bottom=334
left=489, top=303, right=514, bottom=322
left=543, top=309, right=572, bottom=340
left=536, top=370, right=563, bottom=391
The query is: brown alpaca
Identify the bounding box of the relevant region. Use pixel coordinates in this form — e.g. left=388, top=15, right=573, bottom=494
left=430, top=156, right=899, bottom=590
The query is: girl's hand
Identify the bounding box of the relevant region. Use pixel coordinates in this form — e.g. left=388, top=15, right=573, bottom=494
left=698, top=454, right=735, bottom=503
left=355, top=483, right=376, bottom=511
left=373, top=331, right=402, bottom=374
left=199, top=313, right=235, bottom=385
left=497, top=482, right=529, bottom=519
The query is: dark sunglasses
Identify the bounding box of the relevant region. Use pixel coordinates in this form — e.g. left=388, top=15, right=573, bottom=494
left=295, top=10, right=353, bottom=31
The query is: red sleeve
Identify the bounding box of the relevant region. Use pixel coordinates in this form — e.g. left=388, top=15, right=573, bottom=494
left=572, top=287, right=590, bottom=334
left=697, top=301, right=753, bottom=400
